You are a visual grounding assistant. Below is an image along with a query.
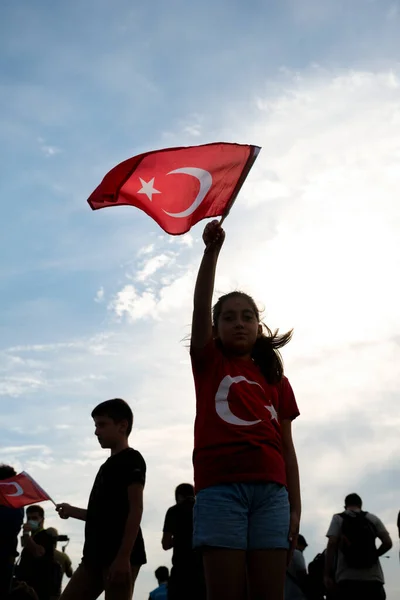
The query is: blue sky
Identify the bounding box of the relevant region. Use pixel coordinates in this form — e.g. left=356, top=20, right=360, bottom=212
left=1, top=0, right=400, bottom=598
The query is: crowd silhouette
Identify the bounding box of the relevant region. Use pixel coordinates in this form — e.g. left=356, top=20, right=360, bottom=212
left=1, top=473, right=397, bottom=600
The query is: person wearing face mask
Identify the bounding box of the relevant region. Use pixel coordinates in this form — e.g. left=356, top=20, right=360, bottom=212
left=17, top=505, right=55, bottom=600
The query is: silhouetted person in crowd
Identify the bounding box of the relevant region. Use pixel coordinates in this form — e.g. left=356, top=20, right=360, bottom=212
left=398, top=510, right=400, bottom=565
left=149, top=566, right=169, bottom=600
left=0, top=464, right=24, bottom=597
left=17, top=505, right=55, bottom=600
left=162, top=483, right=205, bottom=600
left=46, top=528, right=73, bottom=599
left=9, top=580, right=39, bottom=600
left=324, top=493, right=392, bottom=600
left=56, top=398, right=146, bottom=600
left=397, top=510, right=400, bottom=539
left=285, top=534, right=308, bottom=599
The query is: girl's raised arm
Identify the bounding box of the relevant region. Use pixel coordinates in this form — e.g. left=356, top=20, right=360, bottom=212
left=191, top=220, right=225, bottom=350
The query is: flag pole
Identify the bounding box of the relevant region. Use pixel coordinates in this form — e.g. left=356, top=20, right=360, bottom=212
left=219, top=145, right=261, bottom=226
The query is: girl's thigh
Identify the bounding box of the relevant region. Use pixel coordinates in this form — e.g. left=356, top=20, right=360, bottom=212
left=247, top=549, right=287, bottom=600
left=246, top=483, right=290, bottom=599
left=203, top=548, right=247, bottom=600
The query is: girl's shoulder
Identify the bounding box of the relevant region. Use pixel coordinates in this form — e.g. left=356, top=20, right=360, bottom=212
left=190, top=338, right=223, bottom=370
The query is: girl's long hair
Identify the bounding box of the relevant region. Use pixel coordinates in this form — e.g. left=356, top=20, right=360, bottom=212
left=212, top=291, right=293, bottom=385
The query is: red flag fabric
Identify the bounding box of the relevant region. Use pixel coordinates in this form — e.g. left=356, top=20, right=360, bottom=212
left=87, top=142, right=260, bottom=235
left=0, top=471, right=52, bottom=509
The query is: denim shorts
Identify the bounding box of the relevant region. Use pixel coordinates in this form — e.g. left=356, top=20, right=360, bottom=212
left=193, top=482, right=290, bottom=550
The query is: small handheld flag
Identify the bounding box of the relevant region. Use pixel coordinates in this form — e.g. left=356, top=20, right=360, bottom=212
left=0, top=471, right=54, bottom=509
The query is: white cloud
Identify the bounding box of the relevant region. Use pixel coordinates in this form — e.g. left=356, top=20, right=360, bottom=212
left=110, top=285, right=157, bottom=321
left=110, top=268, right=194, bottom=322
left=0, top=375, right=47, bottom=397
left=136, top=253, right=172, bottom=281
left=94, top=287, right=105, bottom=303
left=37, top=136, right=61, bottom=157
left=218, top=68, right=400, bottom=346
left=0, top=444, right=52, bottom=455
left=183, top=124, right=202, bottom=137
left=137, top=243, right=155, bottom=256
left=8, top=333, right=113, bottom=356
left=169, top=233, right=194, bottom=247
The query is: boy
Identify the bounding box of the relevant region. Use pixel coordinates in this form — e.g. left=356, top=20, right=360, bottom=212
left=56, top=398, right=146, bottom=600
left=149, top=566, right=169, bottom=600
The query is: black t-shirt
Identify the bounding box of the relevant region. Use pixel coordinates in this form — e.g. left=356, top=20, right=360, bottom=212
left=83, top=447, right=147, bottom=567
left=18, top=529, right=54, bottom=595
left=163, top=498, right=195, bottom=568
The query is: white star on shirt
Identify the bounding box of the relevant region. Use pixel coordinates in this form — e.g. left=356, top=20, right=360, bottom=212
left=137, top=177, right=161, bottom=201
left=266, top=404, right=278, bottom=422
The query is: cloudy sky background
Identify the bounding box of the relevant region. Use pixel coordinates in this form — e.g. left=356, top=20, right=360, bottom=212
left=1, top=0, right=400, bottom=597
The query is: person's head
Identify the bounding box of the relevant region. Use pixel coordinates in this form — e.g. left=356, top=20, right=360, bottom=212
left=91, top=398, right=133, bottom=448
left=26, top=505, right=45, bottom=531
left=46, top=527, right=58, bottom=547
left=345, top=493, right=363, bottom=510
left=9, top=581, right=39, bottom=600
left=297, top=534, right=308, bottom=552
left=212, top=291, right=293, bottom=384
left=175, top=483, right=195, bottom=504
left=0, top=463, right=16, bottom=480
left=155, top=566, right=169, bottom=584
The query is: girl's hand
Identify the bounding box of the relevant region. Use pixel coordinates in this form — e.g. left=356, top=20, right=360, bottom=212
left=203, top=220, right=225, bottom=250
left=287, top=510, right=300, bottom=565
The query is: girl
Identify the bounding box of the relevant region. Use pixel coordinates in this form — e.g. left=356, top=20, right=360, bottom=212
left=190, top=220, right=301, bottom=600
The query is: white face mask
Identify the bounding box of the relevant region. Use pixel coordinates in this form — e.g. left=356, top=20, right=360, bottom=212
left=28, top=519, right=40, bottom=531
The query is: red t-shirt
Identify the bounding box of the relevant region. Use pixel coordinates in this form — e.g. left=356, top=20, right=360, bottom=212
left=191, top=341, right=300, bottom=492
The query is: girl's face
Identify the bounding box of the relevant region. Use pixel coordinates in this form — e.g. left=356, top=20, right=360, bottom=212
left=215, top=296, right=261, bottom=355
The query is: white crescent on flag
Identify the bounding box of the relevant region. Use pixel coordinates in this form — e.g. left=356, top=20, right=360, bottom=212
left=163, top=167, right=213, bottom=218
left=0, top=481, right=24, bottom=497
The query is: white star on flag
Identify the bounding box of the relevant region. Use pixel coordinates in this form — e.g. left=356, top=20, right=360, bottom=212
left=266, top=404, right=278, bottom=422
left=137, top=177, right=161, bottom=201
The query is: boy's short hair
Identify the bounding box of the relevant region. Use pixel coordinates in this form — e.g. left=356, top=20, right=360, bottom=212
left=91, top=398, right=133, bottom=436
left=345, top=493, right=363, bottom=508
left=298, top=534, right=308, bottom=547
left=26, top=505, right=44, bottom=518
left=155, top=566, right=169, bottom=582
left=175, top=483, right=195, bottom=502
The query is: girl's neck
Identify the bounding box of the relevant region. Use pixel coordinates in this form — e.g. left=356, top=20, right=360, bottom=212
left=224, top=349, right=253, bottom=361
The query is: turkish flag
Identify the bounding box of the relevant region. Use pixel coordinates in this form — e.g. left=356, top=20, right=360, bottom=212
left=87, top=142, right=260, bottom=235
left=0, top=471, right=53, bottom=509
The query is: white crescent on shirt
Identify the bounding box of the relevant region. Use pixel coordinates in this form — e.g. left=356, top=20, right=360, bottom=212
left=215, top=375, right=279, bottom=427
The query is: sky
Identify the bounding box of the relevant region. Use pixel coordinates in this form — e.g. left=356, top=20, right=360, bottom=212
left=1, top=0, right=400, bottom=597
